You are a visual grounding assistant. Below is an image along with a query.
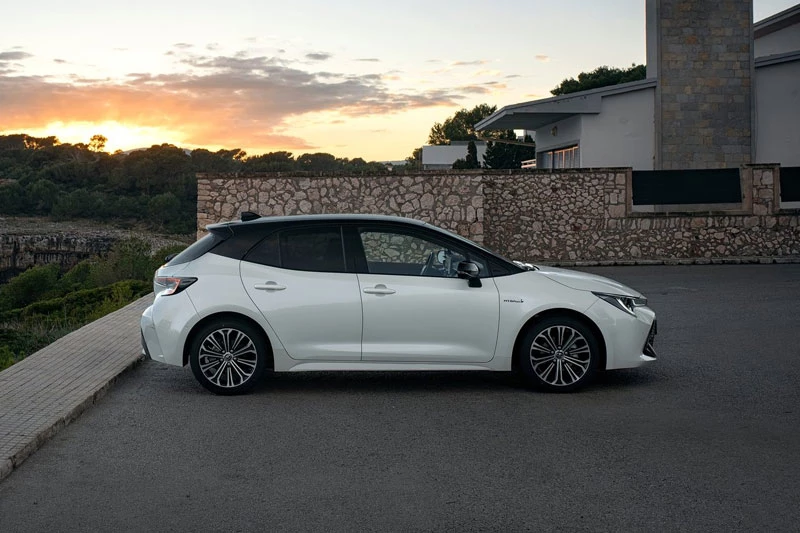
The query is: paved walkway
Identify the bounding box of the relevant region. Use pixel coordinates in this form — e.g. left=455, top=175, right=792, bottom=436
left=0, top=294, right=152, bottom=481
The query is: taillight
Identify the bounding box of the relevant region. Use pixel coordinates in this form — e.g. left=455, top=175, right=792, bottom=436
left=155, top=276, right=197, bottom=296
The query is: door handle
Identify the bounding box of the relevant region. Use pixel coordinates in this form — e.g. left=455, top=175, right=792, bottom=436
left=363, top=284, right=396, bottom=295
left=254, top=281, right=286, bottom=291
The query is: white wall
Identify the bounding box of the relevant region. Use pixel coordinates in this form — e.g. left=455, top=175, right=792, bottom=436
left=422, top=143, right=488, bottom=168
left=755, top=25, right=800, bottom=57
left=755, top=60, right=800, bottom=166
left=580, top=88, right=656, bottom=170
left=534, top=115, right=582, bottom=154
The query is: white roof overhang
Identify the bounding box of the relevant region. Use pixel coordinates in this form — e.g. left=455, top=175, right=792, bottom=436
left=475, top=78, right=657, bottom=131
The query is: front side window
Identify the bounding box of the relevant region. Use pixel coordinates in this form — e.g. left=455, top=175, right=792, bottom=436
left=359, top=228, right=485, bottom=277
left=245, top=227, right=345, bottom=272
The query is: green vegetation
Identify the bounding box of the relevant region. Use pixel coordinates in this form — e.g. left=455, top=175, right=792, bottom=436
left=426, top=104, right=498, bottom=146
left=409, top=104, right=537, bottom=169
left=551, top=64, right=646, bottom=96
left=0, top=134, right=391, bottom=234
left=0, top=238, right=186, bottom=371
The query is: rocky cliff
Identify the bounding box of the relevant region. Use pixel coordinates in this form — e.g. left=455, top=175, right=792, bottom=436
left=0, top=218, right=191, bottom=283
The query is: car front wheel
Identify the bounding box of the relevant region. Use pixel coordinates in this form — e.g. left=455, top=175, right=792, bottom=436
left=189, top=319, right=267, bottom=395
left=518, top=316, right=600, bottom=392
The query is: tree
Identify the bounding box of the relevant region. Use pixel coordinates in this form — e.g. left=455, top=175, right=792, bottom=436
left=404, top=147, right=422, bottom=170
left=452, top=141, right=481, bottom=169
left=243, top=151, right=295, bottom=172
left=551, top=64, right=646, bottom=96
left=296, top=152, right=338, bottom=172
left=27, top=179, right=60, bottom=213
left=0, top=181, right=28, bottom=214
left=483, top=132, right=536, bottom=169
left=427, top=104, right=497, bottom=145
left=191, top=148, right=245, bottom=172
left=88, top=134, right=107, bottom=153
left=148, top=192, right=182, bottom=229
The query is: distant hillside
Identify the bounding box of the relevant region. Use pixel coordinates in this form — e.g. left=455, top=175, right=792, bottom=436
left=0, top=216, right=191, bottom=283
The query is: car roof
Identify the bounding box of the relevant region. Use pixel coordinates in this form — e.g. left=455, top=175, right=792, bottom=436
left=207, top=213, right=430, bottom=231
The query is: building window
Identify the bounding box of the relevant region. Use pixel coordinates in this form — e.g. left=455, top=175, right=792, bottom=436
left=539, top=145, right=580, bottom=169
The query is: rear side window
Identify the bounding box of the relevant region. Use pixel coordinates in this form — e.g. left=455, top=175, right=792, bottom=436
left=245, top=227, right=346, bottom=273
left=166, top=233, right=225, bottom=266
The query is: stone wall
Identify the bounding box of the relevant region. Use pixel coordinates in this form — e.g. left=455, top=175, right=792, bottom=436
left=197, top=166, right=800, bottom=264
left=655, top=0, right=753, bottom=169
left=484, top=166, right=798, bottom=263
left=197, top=174, right=484, bottom=244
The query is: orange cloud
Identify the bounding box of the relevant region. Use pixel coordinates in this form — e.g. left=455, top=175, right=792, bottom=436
left=0, top=50, right=474, bottom=152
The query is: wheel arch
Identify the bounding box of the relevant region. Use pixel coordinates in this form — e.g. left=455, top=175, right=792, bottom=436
left=183, top=311, right=274, bottom=370
left=511, top=308, right=607, bottom=372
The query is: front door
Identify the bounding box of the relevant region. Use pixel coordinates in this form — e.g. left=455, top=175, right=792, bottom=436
left=355, top=227, right=500, bottom=363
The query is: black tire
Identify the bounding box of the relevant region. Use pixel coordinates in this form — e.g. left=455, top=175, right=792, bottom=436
left=189, top=318, right=268, bottom=395
left=518, top=315, right=600, bottom=392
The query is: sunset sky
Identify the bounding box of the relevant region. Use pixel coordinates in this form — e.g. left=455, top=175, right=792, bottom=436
left=2, top=0, right=796, bottom=161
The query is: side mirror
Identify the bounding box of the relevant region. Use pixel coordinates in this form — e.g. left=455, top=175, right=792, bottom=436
left=164, top=253, right=178, bottom=263
left=456, top=261, right=482, bottom=288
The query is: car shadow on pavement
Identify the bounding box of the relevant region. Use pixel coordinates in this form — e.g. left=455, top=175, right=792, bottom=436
left=593, top=367, right=665, bottom=389
left=253, top=370, right=520, bottom=394
left=241, top=367, right=664, bottom=395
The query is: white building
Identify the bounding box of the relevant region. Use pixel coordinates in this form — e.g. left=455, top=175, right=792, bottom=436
left=476, top=2, right=800, bottom=170
left=421, top=141, right=488, bottom=170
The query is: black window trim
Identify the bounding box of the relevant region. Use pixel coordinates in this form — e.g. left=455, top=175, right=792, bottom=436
left=236, top=218, right=522, bottom=277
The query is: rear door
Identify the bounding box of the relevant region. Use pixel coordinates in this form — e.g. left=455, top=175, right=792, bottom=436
left=240, top=225, right=362, bottom=361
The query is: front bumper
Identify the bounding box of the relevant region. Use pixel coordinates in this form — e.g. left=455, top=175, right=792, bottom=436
left=586, top=300, right=658, bottom=370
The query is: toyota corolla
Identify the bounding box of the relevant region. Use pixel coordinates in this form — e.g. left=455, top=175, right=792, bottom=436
left=141, top=213, right=657, bottom=395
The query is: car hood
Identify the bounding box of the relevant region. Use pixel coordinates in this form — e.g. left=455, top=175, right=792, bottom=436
left=533, top=266, right=642, bottom=297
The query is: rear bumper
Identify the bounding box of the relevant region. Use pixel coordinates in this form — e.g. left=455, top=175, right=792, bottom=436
left=140, top=290, right=198, bottom=367
left=140, top=304, right=166, bottom=364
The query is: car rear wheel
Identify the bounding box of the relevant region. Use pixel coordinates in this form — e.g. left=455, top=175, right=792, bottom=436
left=189, top=318, right=267, bottom=395
left=518, top=316, right=599, bottom=392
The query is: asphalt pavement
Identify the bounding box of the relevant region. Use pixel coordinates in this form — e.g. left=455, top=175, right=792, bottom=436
left=1, top=265, right=798, bottom=532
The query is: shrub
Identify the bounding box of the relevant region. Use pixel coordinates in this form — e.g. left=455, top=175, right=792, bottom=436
left=0, top=263, right=61, bottom=312
left=0, top=280, right=150, bottom=323
left=0, top=345, right=20, bottom=371
left=51, top=188, right=98, bottom=219
left=59, top=259, right=95, bottom=292
left=88, top=238, right=153, bottom=286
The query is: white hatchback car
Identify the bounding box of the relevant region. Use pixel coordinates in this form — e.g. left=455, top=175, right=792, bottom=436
left=141, top=213, right=656, bottom=395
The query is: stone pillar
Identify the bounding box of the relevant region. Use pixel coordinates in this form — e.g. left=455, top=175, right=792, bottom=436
left=653, top=0, right=753, bottom=169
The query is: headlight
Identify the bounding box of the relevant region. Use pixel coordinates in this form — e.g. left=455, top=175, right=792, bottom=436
left=155, top=276, right=197, bottom=296
left=592, top=292, right=647, bottom=316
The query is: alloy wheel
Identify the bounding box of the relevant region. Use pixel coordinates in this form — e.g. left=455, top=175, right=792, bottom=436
left=198, top=328, right=259, bottom=388
left=529, top=325, right=591, bottom=387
